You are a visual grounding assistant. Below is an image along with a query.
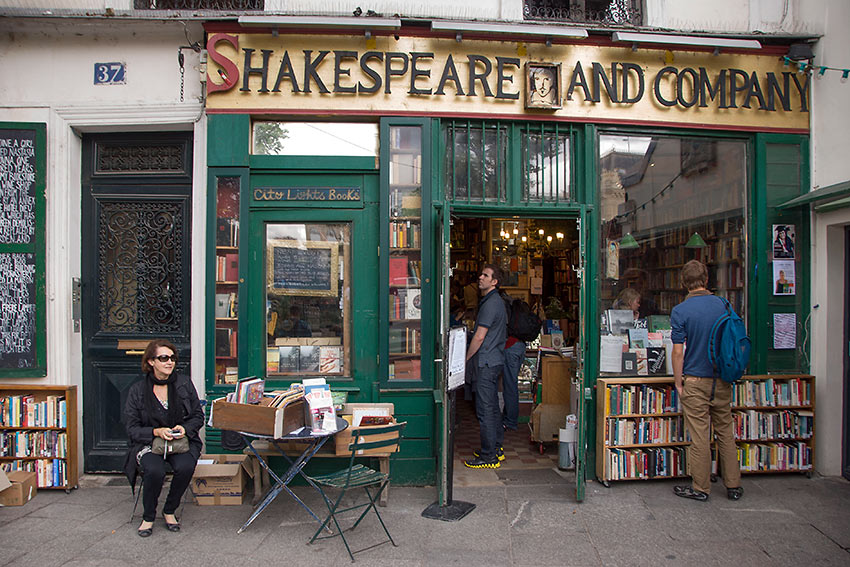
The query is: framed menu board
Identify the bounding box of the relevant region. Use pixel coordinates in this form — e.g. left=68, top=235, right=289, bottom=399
left=267, top=240, right=339, bottom=296
left=0, top=123, right=46, bottom=376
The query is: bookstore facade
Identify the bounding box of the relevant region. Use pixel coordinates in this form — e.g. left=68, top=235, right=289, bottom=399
left=202, top=25, right=811, bottom=494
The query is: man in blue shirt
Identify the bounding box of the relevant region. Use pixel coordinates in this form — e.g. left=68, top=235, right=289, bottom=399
left=671, top=260, right=743, bottom=501
left=464, top=264, right=507, bottom=469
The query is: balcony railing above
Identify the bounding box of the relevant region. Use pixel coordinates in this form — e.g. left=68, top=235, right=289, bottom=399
left=524, top=0, right=642, bottom=26
left=134, top=0, right=263, bottom=9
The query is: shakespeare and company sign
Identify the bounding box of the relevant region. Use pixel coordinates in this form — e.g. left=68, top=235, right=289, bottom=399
left=205, top=33, right=809, bottom=133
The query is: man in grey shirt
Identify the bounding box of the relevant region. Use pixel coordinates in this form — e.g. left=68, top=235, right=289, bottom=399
left=464, top=264, right=507, bottom=469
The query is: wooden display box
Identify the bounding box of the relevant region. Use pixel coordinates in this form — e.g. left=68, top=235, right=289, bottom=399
left=211, top=397, right=305, bottom=438
left=540, top=355, right=574, bottom=406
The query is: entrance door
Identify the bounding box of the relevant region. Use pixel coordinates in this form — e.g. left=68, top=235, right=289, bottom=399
left=81, top=133, right=193, bottom=472
left=574, top=207, right=589, bottom=501
left=844, top=227, right=850, bottom=481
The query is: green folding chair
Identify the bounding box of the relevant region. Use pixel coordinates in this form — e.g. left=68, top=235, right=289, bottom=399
left=306, top=421, right=406, bottom=562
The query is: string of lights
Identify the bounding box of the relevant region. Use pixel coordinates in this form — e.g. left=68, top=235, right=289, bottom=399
left=782, top=56, right=850, bottom=82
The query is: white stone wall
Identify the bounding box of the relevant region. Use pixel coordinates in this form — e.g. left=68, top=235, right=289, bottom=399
left=809, top=0, right=850, bottom=477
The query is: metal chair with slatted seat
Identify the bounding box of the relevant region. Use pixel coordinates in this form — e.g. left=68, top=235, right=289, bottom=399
left=305, top=421, right=406, bottom=562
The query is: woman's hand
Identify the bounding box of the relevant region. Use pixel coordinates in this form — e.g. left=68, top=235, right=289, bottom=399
left=154, top=427, right=174, bottom=440
left=171, top=425, right=186, bottom=438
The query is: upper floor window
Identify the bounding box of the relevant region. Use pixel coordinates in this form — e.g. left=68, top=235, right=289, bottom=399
left=524, top=0, right=642, bottom=26
left=252, top=122, right=379, bottom=157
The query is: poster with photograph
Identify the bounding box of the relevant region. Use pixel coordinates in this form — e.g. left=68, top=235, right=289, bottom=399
left=773, top=260, right=796, bottom=295
left=772, top=224, right=795, bottom=259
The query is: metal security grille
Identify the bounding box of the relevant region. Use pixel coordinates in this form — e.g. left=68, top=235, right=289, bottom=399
left=134, top=0, right=263, bottom=8
left=521, top=123, right=571, bottom=204
left=444, top=120, right=509, bottom=204
left=98, top=201, right=184, bottom=333
left=524, top=0, right=642, bottom=26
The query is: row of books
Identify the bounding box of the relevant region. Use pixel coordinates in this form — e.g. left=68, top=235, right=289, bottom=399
left=2, top=458, right=67, bottom=488
left=389, top=326, right=420, bottom=355
left=216, top=217, right=239, bottom=247
left=388, top=358, right=421, bottom=380
left=606, top=446, right=687, bottom=480
left=389, top=256, right=421, bottom=286
left=606, top=417, right=685, bottom=446
left=268, top=345, right=342, bottom=374
left=1, top=430, right=67, bottom=458
left=215, top=328, right=237, bottom=358
left=731, top=378, right=811, bottom=407
left=214, top=292, right=238, bottom=319
left=732, top=442, right=812, bottom=472
left=605, top=385, right=681, bottom=416
left=214, top=364, right=239, bottom=385
left=389, top=220, right=421, bottom=248
left=0, top=395, right=67, bottom=428
left=732, top=409, right=813, bottom=441
left=390, top=288, right=421, bottom=320
left=215, top=253, right=238, bottom=282
left=264, top=384, right=304, bottom=409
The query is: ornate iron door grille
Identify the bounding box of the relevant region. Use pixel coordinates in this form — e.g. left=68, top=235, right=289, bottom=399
left=524, top=0, right=642, bottom=26
left=98, top=201, right=184, bottom=334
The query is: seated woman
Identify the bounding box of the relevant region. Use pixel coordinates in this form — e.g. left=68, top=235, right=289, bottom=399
left=612, top=287, right=641, bottom=320
left=123, top=339, right=204, bottom=537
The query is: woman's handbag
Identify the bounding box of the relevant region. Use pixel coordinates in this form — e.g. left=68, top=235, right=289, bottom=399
left=151, top=435, right=190, bottom=456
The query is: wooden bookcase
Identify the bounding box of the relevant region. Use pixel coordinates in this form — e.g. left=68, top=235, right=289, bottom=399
left=596, top=375, right=816, bottom=485
left=213, top=176, right=240, bottom=385
left=0, top=384, right=78, bottom=491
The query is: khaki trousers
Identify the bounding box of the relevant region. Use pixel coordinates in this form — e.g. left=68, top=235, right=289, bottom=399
left=681, top=376, right=741, bottom=494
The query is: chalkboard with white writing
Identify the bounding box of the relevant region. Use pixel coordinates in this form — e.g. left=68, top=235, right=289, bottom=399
left=0, top=123, right=45, bottom=376
left=268, top=241, right=339, bottom=297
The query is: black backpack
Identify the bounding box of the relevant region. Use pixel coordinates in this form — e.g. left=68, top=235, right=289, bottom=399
left=507, top=299, right=542, bottom=342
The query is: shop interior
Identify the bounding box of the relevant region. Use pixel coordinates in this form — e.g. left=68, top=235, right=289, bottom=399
left=449, top=216, right=581, bottom=471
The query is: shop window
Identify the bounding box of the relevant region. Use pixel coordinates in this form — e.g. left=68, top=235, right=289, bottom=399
left=521, top=124, right=571, bottom=203
left=265, top=223, right=350, bottom=379
left=443, top=120, right=508, bottom=203
left=252, top=122, right=378, bottom=157
left=597, top=134, right=747, bottom=376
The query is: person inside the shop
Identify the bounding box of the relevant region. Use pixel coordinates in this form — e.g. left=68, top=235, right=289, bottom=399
left=123, top=339, right=205, bottom=537
left=612, top=287, right=641, bottom=320
left=464, top=264, right=507, bottom=469
left=621, top=268, right=658, bottom=318
left=282, top=304, right=312, bottom=337
left=500, top=290, right=525, bottom=439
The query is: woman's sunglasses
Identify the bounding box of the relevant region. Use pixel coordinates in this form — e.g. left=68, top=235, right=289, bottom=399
left=153, top=354, right=178, bottom=363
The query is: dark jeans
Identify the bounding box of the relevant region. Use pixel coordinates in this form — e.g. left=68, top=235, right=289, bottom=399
left=474, top=364, right=504, bottom=460
left=139, top=451, right=197, bottom=522
left=502, top=341, right=525, bottom=431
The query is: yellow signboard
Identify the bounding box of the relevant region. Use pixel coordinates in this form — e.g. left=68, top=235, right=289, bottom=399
left=205, top=33, right=809, bottom=132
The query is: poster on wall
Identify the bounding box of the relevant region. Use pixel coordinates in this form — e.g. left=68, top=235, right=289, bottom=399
left=773, top=260, right=796, bottom=296
left=772, top=224, right=795, bottom=260
left=773, top=313, right=796, bottom=350
left=605, top=240, right=620, bottom=279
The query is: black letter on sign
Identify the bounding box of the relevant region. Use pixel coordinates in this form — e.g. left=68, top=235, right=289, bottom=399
left=791, top=73, right=810, bottom=112
left=495, top=57, right=520, bottom=100
left=742, top=71, right=767, bottom=110
left=435, top=55, right=465, bottom=96
left=676, top=67, right=699, bottom=108
left=765, top=72, right=791, bottom=111
left=698, top=68, right=726, bottom=108
left=592, top=62, right=619, bottom=103
left=303, top=50, right=330, bottom=94
left=334, top=51, right=358, bottom=94
left=358, top=52, right=383, bottom=94
left=272, top=50, right=300, bottom=92
left=653, top=66, right=677, bottom=107
left=241, top=48, right=272, bottom=93
left=620, top=62, right=644, bottom=103
left=567, top=62, right=591, bottom=101
left=409, top=52, right=434, bottom=95
left=727, top=68, right=749, bottom=109
left=467, top=55, right=494, bottom=97
left=384, top=52, right=409, bottom=94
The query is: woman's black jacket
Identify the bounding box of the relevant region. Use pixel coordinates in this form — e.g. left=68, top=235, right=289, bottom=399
left=122, top=373, right=204, bottom=488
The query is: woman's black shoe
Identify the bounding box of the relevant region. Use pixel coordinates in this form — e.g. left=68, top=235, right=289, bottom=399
left=137, top=525, right=153, bottom=537
left=163, top=515, right=181, bottom=532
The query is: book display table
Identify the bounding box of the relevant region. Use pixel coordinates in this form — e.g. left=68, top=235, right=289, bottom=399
left=237, top=416, right=348, bottom=534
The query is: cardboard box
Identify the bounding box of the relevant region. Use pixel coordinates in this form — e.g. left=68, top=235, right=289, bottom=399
left=540, top=356, right=575, bottom=406
left=531, top=404, right=571, bottom=443
left=211, top=397, right=305, bottom=438
left=191, top=454, right=251, bottom=505
left=0, top=470, right=37, bottom=507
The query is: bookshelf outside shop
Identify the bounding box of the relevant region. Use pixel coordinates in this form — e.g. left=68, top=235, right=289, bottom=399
left=202, top=28, right=811, bottom=496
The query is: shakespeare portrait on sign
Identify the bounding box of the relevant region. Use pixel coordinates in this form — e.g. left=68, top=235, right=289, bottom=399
left=526, top=63, right=561, bottom=109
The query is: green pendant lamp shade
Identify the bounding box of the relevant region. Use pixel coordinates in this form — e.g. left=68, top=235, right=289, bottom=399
left=619, top=233, right=639, bottom=249
left=684, top=232, right=707, bottom=248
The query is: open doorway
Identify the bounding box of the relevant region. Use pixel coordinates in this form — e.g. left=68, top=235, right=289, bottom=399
left=448, top=215, right=581, bottom=480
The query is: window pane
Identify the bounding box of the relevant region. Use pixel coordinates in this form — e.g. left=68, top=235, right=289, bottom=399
left=597, top=134, right=747, bottom=376
left=265, top=223, right=350, bottom=378
left=443, top=122, right=507, bottom=202
left=252, top=122, right=378, bottom=157
left=522, top=127, right=570, bottom=202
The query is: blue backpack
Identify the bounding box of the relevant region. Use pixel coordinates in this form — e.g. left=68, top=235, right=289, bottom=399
left=707, top=297, right=751, bottom=383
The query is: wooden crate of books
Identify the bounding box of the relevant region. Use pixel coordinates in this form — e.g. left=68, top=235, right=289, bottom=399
left=212, top=397, right=305, bottom=438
